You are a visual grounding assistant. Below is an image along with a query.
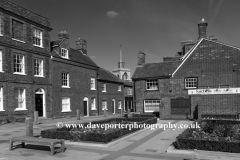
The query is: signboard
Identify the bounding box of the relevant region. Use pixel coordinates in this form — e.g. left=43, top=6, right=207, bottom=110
left=188, top=88, right=240, bottom=95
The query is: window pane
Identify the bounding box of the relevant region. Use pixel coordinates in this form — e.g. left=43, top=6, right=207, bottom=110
left=12, top=20, right=24, bottom=41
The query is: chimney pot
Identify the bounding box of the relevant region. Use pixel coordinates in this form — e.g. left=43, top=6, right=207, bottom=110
left=138, top=51, right=145, bottom=66
left=76, top=38, right=87, bottom=55
left=198, top=18, right=208, bottom=40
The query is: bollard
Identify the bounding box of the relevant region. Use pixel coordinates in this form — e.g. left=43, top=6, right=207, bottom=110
left=77, top=109, right=80, bottom=120
left=26, top=117, right=33, bottom=137
left=34, top=111, right=39, bottom=125
left=104, top=108, right=107, bottom=117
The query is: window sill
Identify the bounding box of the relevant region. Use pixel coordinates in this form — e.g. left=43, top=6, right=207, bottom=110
left=0, top=34, right=3, bottom=36
left=102, top=91, right=107, bottom=93
left=0, top=109, right=5, bottom=112
left=118, top=90, right=122, bottom=92
left=102, top=109, right=108, bottom=111
left=14, top=108, right=28, bottom=111
left=33, top=44, right=44, bottom=48
left=13, top=72, right=26, bottom=75
left=91, top=108, right=97, bottom=111
left=0, top=71, right=4, bottom=73
left=61, top=56, right=69, bottom=59
left=62, top=86, right=70, bottom=88
left=12, top=38, right=26, bottom=43
left=91, top=88, right=96, bottom=90
left=144, top=111, right=157, bottom=113
left=34, top=75, right=44, bottom=78
left=61, top=110, right=72, bottom=112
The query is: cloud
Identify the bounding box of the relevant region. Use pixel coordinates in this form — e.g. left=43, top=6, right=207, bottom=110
left=209, top=0, right=224, bottom=24
left=106, top=11, right=120, bottom=18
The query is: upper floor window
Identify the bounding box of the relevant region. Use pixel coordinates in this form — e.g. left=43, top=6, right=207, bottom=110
left=15, top=88, right=26, bottom=110
left=62, top=97, right=71, bottom=112
left=62, top=72, right=69, bottom=87
left=91, top=98, right=96, bottom=110
left=91, top=78, right=96, bottom=90
left=61, top=48, right=68, bottom=59
left=0, top=15, right=3, bottom=36
left=102, top=83, right=106, bottom=92
left=146, top=79, right=158, bottom=90
left=12, top=19, right=24, bottom=42
left=102, top=100, right=107, bottom=110
left=13, top=54, right=25, bottom=74
left=128, top=89, right=132, bottom=95
left=118, top=85, right=121, bottom=91
left=34, top=58, right=43, bottom=77
left=185, top=78, right=198, bottom=89
left=33, top=28, right=42, bottom=47
left=0, top=50, right=2, bottom=72
left=0, top=87, right=3, bottom=111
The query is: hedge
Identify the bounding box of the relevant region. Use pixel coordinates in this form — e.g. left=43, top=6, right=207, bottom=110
left=173, top=138, right=240, bottom=153
left=41, top=117, right=157, bottom=143
left=201, top=114, right=239, bottom=120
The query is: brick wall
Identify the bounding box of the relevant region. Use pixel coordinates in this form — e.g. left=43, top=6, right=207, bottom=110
left=0, top=9, right=51, bottom=119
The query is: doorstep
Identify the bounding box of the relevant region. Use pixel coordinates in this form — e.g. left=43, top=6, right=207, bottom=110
left=166, top=145, right=240, bottom=160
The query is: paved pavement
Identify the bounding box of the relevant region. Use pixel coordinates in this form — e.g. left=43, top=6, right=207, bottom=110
left=0, top=115, right=205, bottom=160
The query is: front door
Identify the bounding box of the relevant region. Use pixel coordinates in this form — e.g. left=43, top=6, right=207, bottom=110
left=112, top=100, right=115, bottom=114
left=83, top=101, right=87, bottom=116
left=35, top=94, right=43, bottom=117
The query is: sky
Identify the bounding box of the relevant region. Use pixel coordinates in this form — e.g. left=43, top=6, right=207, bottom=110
left=11, top=0, right=240, bottom=77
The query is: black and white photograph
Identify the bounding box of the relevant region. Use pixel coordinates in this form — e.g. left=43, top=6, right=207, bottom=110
left=0, top=0, right=240, bottom=159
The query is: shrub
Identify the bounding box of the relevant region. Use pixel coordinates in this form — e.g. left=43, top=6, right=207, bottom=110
left=41, top=116, right=157, bottom=143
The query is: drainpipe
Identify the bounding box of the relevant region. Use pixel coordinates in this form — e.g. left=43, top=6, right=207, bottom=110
left=97, top=69, right=100, bottom=116
left=133, top=80, right=136, bottom=112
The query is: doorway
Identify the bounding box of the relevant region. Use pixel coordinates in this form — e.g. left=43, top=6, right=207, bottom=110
left=112, top=99, right=115, bottom=114
left=83, top=97, right=89, bottom=116
left=35, top=88, right=45, bottom=117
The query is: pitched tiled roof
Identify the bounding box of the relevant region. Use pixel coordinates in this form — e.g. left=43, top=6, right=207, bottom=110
left=132, top=61, right=181, bottom=80
left=98, top=68, right=124, bottom=83
left=51, top=47, right=99, bottom=68
left=124, top=81, right=133, bottom=87
left=51, top=40, right=63, bottom=46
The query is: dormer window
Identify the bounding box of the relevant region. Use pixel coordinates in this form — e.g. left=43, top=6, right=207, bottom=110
left=61, top=48, right=68, bottom=59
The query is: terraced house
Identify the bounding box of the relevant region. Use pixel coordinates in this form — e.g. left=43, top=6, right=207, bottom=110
left=132, top=19, right=240, bottom=119
left=0, top=0, right=52, bottom=120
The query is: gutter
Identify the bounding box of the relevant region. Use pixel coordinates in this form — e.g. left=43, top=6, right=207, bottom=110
left=97, top=69, right=100, bottom=116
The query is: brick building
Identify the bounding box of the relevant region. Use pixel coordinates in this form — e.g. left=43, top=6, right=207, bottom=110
left=0, top=0, right=52, bottom=120
left=98, top=68, right=124, bottom=115
left=51, top=31, right=100, bottom=118
left=132, top=19, right=240, bottom=119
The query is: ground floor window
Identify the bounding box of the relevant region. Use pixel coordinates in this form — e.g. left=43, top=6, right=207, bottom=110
left=118, top=100, right=121, bottom=109
left=144, top=100, right=160, bottom=112
left=62, top=97, right=71, bottom=111
left=91, top=98, right=96, bottom=110
left=102, top=101, right=107, bottom=110
left=0, top=87, right=3, bottom=111
left=15, top=88, right=26, bottom=110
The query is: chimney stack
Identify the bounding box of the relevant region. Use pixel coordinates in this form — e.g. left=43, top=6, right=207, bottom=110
left=58, top=30, right=69, bottom=45
left=198, top=18, right=208, bottom=40
left=76, top=38, right=87, bottom=55
left=138, top=51, right=145, bottom=66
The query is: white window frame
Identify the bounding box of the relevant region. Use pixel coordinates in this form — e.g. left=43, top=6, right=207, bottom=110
left=91, top=78, right=96, bottom=90
left=13, top=54, right=25, bottom=75
left=15, top=88, right=27, bottom=111
left=33, top=28, right=43, bottom=47
left=118, top=100, right=121, bottom=109
left=91, top=98, right=96, bottom=110
left=62, top=72, right=70, bottom=88
left=185, top=78, right=198, bottom=89
left=144, top=100, right=160, bottom=112
left=0, top=50, right=2, bottom=72
left=146, top=79, right=158, bottom=90
left=34, top=58, right=43, bottom=77
left=61, top=48, right=69, bottom=59
left=118, top=85, right=121, bottom=91
left=0, top=87, right=3, bottom=111
left=128, top=89, right=132, bottom=95
left=102, top=101, right=107, bottom=110
left=62, top=97, right=71, bottom=112
left=102, top=83, right=106, bottom=92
